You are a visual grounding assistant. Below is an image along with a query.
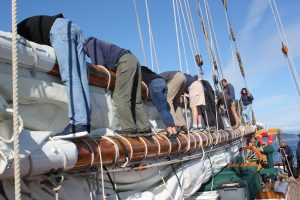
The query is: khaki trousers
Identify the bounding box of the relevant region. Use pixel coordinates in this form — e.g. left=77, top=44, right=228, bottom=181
left=166, top=72, right=186, bottom=127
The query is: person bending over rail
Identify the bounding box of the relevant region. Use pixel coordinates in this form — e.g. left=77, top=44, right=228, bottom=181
left=159, top=71, right=187, bottom=133
left=84, top=37, right=151, bottom=137
left=17, top=14, right=91, bottom=139
left=141, top=66, right=177, bottom=135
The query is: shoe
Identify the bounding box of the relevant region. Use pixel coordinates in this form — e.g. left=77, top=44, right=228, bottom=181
left=190, top=127, right=200, bottom=131
left=176, top=125, right=188, bottom=133
left=115, top=128, right=139, bottom=137
left=138, top=127, right=153, bottom=136
left=52, top=124, right=89, bottom=140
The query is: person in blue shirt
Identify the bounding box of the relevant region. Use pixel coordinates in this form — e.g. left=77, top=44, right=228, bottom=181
left=221, top=79, right=239, bottom=127
left=84, top=37, right=151, bottom=136
left=240, top=88, right=254, bottom=124
left=141, top=66, right=177, bottom=135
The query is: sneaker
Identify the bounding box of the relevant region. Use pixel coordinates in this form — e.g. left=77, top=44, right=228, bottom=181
left=52, top=124, right=89, bottom=140
left=190, top=127, right=200, bottom=131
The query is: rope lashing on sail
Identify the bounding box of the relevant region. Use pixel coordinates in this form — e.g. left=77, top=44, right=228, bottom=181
left=88, top=137, right=106, bottom=199
left=11, top=0, right=22, bottom=199
left=102, top=139, right=241, bottom=173
left=101, top=136, right=120, bottom=164
left=268, top=0, right=300, bottom=103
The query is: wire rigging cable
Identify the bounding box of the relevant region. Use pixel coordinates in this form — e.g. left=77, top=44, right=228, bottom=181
left=268, top=0, right=300, bottom=104
left=133, top=0, right=147, bottom=66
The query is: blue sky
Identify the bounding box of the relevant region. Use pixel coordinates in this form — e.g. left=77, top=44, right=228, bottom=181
left=0, top=0, right=299, bottom=132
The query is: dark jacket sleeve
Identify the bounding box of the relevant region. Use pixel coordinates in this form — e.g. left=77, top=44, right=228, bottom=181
left=248, top=94, right=254, bottom=101
left=285, top=146, right=294, bottom=159
left=296, top=142, right=300, bottom=160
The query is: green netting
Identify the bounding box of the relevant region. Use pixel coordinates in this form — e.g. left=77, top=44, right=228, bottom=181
left=199, top=166, right=262, bottom=200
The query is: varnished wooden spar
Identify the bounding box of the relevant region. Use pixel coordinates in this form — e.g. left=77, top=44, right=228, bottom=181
left=48, top=63, right=149, bottom=98
left=70, top=128, right=254, bottom=171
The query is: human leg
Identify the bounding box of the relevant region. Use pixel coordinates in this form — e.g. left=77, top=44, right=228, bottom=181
left=114, top=54, right=138, bottom=131
left=166, top=72, right=186, bottom=127
left=50, top=18, right=90, bottom=138
left=231, top=101, right=240, bottom=127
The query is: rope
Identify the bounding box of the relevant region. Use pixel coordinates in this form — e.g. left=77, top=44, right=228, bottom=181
left=197, top=0, right=231, bottom=129
left=172, top=0, right=183, bottom=72
left=87, top=139, right=242, bottom=173
left=176, top=0, right=189, bottom=73
left=203, top=0, right=224, bottom=79
left=115, top=134, right=133, bottom=163
left=102, top=136, right=120, bottom=164
left=11, top=0, right=22, bottom=199
left=133, top=0, right=147, bottom=65
left=144, top=0, right=160, bottom=72
left=158, top=168, right=174, bottom=200
left=268, top=0, right=300, bottom=104
left=89, top=137, right=106, bottom=199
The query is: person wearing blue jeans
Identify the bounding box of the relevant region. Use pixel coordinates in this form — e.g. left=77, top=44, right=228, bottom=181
left=17, top=14, right=91, bottom=139
left=240, top=88, right=254, bottom=124
left=141, top=66, right=177, bottom=135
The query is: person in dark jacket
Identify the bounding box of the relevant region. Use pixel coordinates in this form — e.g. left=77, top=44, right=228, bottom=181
left=296, top=134, right=300, bottom=174
left=17, top=14, right=91, bottom=139
left=141, top=66, right=177, bottom=135
left=240, top=88, right=254, bottom=124
left=279, top=141, right=295, bottom=177
left=221, top=79, right=239, bottom=127
left=84, top=37, right=151, bottom=136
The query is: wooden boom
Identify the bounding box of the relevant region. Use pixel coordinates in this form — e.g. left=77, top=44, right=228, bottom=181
left=70, top=127, right=255, bottom=171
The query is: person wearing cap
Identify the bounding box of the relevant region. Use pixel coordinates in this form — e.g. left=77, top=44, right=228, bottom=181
left=279, top=141, right=295, bottom=177
left=17, top=14, right=91, bottom=139
left=296, top=134, right=300, bottom=174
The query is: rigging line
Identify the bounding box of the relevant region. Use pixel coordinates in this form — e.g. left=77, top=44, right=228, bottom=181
left=133, top=0, right=147, bottom=66
left=176, top=0, right=189, bottom=73
left=269, top=0, right=300, bottom=102
left=144, top=0, right=160, bottom=72
left=144, top=0, right=154, bottom=71
left=182, top=0, right=197, bottom=56
left=272, top=0, right=300, bottom=88
left=12, top=0, right=22, bottom=199
left=184, top=0, right=202, bottom=75
left=204, top=0, right=224, bottom=79
left=172, top=0, right=183, bottom=72
left=197, top=0, right=231, bottom=127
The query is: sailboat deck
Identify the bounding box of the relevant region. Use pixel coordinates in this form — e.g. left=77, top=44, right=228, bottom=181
left=287, top=179, right=300, bottom=200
